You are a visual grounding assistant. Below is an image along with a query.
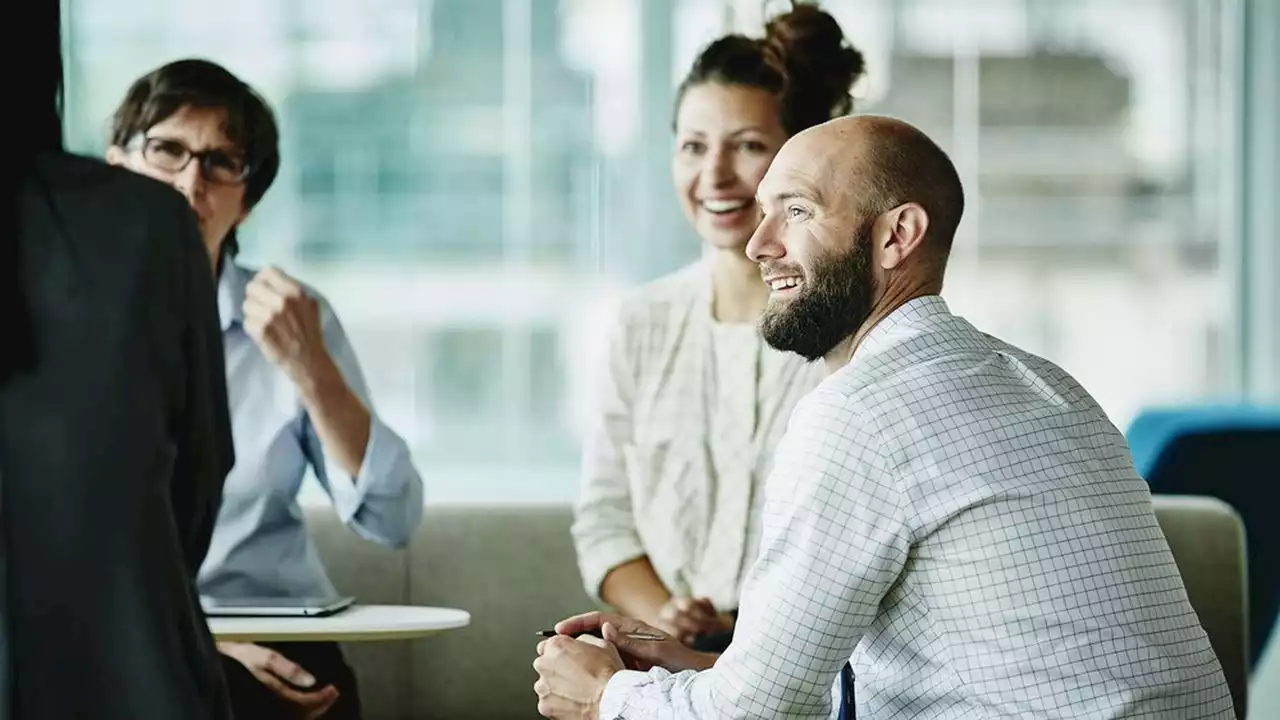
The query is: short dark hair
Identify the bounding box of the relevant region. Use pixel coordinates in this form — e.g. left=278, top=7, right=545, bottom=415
left=675, top=2, right=865, bottom=136
left=109, top=59, right=280, bottom=258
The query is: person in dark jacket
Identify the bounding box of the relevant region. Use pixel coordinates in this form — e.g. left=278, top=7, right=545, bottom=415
left=0, top=2, right=235, bottom=717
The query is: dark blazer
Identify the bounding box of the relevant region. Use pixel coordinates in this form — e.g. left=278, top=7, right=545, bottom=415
left=0, top=153, right=234, bottom=719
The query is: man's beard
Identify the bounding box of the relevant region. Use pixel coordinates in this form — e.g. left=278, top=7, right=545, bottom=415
left=759, top=219, right=876, bottom=362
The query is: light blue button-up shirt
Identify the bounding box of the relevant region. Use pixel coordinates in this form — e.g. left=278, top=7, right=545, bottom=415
left=197, top=262, right=424, bottom=600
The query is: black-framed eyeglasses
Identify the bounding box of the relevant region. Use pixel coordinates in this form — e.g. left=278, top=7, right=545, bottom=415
left=130, top=135, right=251, bottom=185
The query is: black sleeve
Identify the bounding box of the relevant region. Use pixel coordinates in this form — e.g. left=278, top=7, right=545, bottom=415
left=170, top=207, right=234, bottom=573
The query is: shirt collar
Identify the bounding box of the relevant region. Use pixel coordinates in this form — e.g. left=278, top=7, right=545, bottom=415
left=850, top=294, right=951, bottom=366
left=216, top=261, right=250, bottom=332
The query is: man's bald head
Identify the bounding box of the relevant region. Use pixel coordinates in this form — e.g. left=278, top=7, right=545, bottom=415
left=785, top=115, right=965, bottom=259
left=749, top=115, right=966, bottom=364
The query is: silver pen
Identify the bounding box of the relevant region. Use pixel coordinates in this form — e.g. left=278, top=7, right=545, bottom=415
left=536, top=629, right=665, bottom=642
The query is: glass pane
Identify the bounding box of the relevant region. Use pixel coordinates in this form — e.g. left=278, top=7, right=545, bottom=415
left=63, top=0, right=1237, bottom=501
left=827, top=0, right=1234, bottom=429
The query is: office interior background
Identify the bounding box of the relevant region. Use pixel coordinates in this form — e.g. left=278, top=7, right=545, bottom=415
left=61, top=0, right=1278, bottom=710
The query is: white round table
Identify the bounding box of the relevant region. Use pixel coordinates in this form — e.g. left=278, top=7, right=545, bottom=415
left=208, top=605, right=470, bottom=643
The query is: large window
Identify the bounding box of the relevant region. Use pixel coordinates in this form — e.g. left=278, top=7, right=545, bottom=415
left=64, top=0, right=1242, bottom=501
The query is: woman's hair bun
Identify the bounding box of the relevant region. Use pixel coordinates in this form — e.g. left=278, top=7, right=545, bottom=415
left=674, top=2, right=865, bottom=135
left=764, top=2, right=866, bottom=131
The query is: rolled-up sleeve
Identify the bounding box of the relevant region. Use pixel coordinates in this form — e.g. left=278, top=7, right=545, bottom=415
left=571, top=308, right=646, bottom=600
left=306, top=303, right=424, bottom=547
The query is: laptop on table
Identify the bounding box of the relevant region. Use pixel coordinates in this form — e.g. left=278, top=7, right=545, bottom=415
left=201, top=595, right=356, bottom=618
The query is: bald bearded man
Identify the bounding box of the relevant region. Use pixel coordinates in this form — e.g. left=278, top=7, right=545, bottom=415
left=532, top=116, right=1235, bottom=719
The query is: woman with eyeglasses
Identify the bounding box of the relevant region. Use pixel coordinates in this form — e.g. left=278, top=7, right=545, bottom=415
left=107, top=58, right=423, bottom=720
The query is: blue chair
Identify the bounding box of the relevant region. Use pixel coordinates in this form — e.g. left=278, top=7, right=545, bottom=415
left=1127, top=404, right=1280, bottom=670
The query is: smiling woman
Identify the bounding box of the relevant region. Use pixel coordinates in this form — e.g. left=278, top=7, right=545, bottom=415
left=570, top=2, right=864, bottom=657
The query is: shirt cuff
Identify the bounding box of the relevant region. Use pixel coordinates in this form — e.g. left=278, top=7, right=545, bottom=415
left=599, top=668, right=668, bottom=719
left=579, top=537, right=647, bottom=603
left=324, top=413, right=400, bottom=524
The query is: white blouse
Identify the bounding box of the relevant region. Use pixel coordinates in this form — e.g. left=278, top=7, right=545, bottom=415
left=572, top=261, right=825, bottom=610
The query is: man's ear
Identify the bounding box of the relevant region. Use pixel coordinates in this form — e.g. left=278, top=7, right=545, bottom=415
left=105, top=145, right=127, bottom=167
left=878, top=203, right=930, bottom=270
